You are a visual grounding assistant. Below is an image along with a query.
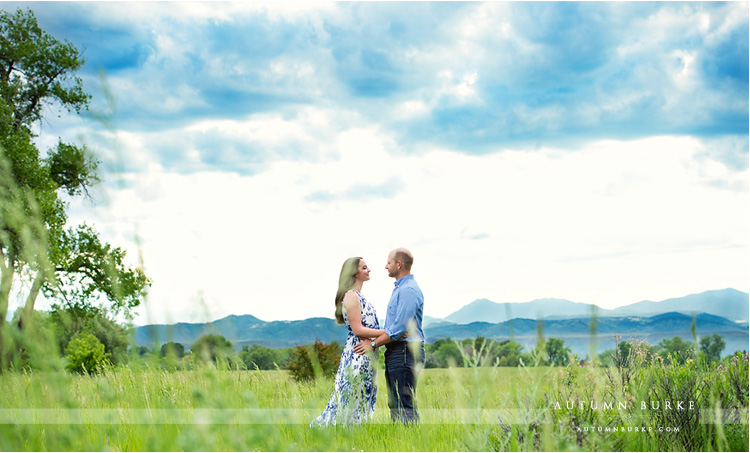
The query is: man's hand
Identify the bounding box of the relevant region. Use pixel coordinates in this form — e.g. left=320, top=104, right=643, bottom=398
left=353, top=340, right=372, bottom=355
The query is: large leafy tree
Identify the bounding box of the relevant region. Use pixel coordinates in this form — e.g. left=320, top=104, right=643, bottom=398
left=543, top=337, right=573, bottom=366
left=699, top=333, right=726, bottom=363
left=191, top=334, right=234, bottom=364
left=493, top=340, right=526, bottom=367
left=0, top=8, right=149, bottom=365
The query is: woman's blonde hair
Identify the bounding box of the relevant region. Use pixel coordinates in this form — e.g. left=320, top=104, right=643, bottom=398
left=334, top=257, right=362, bottom=325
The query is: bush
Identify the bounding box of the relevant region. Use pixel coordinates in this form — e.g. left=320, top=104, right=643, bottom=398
left=520, top=340, right=750, bottom=452
left=287, top=339, right=340, bottom=382
left=65, top=332, right=111, bottom=373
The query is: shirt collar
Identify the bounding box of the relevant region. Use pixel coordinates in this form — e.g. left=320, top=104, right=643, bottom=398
left=394, top=274, right=414, bottom=287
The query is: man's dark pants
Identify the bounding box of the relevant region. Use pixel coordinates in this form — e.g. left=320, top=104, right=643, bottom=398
left=384, top=341, right=425, bottom=423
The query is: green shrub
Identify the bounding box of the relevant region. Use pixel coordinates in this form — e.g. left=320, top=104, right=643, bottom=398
left=65, top=332, right=110, bottom=373
left=51, top=304, right=131, bottom=365
left=506, top=339, right=750, bottom=452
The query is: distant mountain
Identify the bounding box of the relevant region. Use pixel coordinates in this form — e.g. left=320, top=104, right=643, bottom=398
left=428, top=312, right=743, bottom=339
left=423, top=315, right=454, bottom=328
left=443, top=289, right=748, bottom=324
left=445, top=298, right=600, bottom=324
left=610, top=288, right=749, bottom=321
left=135, top=316, right=348, bottom=349
left=135, top=314, right=265, bottom=346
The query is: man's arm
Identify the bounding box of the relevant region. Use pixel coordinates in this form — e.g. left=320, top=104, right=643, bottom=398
left=353, top=287, right=419, bottom=355
left=353, top=331, right=392, bottom=355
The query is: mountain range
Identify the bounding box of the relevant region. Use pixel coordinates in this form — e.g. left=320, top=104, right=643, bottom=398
left=438, top=288, right=748, bottom=325
left=133, top=288, right=749, bottom=356
left=134, top=315, right=344, bottom=350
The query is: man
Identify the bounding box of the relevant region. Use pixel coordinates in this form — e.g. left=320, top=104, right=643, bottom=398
left=353, top=247, right=425, bottom=423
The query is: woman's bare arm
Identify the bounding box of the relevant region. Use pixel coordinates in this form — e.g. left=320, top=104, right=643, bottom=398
left=343, top=292, right=385, bottom=339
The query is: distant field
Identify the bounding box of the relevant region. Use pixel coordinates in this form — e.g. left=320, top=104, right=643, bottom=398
left=0, top=359, right=747, bottom=451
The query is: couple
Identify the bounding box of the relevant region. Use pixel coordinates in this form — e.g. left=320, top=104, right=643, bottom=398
left=311, top=248, right=425, bottom=426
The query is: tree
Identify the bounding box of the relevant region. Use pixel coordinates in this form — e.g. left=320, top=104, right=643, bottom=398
left=161, top=342, right=185, bottom=358
left=699, top=334, right=726, bottom=363
left=191, top=334, right=234, bottom=364
left=0, top=8, right=150, bottom=366
left=544, top=337, right=572, bottom=366
left=657, top=336, right=694, bottom=365
left=433, top=340, right=464, bottom=367
left=287, top=339, right=341, bottom=381
left=0, top=9, right=89, bottom=129
left=461, top=336, right=498, bottom=366
left=239, top=344, right=287, bottom=370
left=132, top=345, right=152, bottom=357
left=159, top=341, right=185, bottom=371
left=493, top=340, right=525, bottom=367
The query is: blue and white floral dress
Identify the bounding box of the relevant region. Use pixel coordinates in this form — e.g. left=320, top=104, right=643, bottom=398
left=311, top=290, right=380, bottom=426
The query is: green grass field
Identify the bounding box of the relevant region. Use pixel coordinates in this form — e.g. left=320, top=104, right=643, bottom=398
left=0, top=355, right=747, bottom=452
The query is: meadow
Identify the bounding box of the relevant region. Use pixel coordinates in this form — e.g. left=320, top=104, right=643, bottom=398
left=0, top=349, right=747, bottom=452
left=1, top=7, right=748, bottom=453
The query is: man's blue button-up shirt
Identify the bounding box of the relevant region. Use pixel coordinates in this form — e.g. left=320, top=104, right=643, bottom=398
left=385, top=274, right=424, bottom=342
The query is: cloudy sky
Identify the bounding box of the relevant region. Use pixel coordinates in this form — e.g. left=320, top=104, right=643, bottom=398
left=6, top=1, right=748, bottom=325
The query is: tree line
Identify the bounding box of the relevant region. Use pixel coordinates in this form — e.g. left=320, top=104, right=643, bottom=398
left=424, top=334, right=731, bottom=368
left=4, top=302, right=738, bottom=374
left=134, top=332, right=734, bottom=376
left=599, top=333, right=728, bottom=366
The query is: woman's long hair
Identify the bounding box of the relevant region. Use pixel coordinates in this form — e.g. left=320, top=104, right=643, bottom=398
left=334, top=257, right=362, bottom=325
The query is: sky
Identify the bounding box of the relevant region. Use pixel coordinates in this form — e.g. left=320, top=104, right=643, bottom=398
left=3, top=1, right=748, bottom=325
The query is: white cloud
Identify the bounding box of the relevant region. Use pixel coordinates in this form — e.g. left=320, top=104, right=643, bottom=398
left=81, top=1, right=337, bottom=27
left=53, top=133, right=748, bottom=325
left=15, top=2, right=747, bottom=326
left=435, top=70, right=482, bottom=105
left=702, top=2, right=748, bottom=46
left=396, top=100, right=429, bottom=119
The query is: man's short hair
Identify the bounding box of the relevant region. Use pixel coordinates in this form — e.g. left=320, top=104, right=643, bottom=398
left=394, top=248, right=414, bottom=271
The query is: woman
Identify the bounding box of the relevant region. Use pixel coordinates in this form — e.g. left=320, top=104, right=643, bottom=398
left=311, top=257, right=385, bottom=426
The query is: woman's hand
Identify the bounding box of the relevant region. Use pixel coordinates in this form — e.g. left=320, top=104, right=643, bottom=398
left=353, top=340, right=372, bottom=355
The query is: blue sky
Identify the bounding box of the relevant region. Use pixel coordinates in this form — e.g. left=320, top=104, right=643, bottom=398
left=5, top=1, right=748, bottom=324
